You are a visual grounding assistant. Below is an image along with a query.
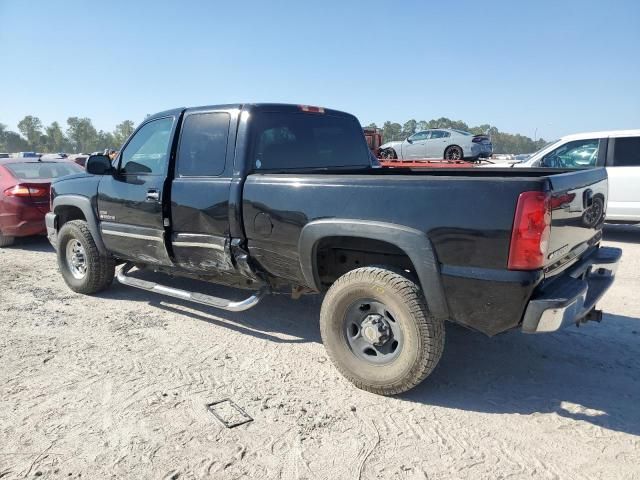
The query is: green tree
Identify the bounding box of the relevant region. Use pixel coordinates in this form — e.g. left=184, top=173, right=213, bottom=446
left=66, top=117, right=98, bottom=153
left=1, top=130, right=29, bottom=152
left=112, top=120, right=135, bottom=148
left=417, top=120, right=429, bottom=131
left=44, top=121, right=69, bottom=152
left=94, top=130, right=116, bottom=152
left=382, top=121, right=402, bottom=143
left=0, top=123, right=6, bottom=151
left=401, top=119, right=417, bottom=138
left=17, top=115, right=44, bottom=151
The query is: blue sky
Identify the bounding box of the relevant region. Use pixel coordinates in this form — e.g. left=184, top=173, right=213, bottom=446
left=1, top=0, right=639, bottom=141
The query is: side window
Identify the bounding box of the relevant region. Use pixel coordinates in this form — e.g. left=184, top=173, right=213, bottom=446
left=541, top=139, right=600, bottom=168
left=177, top=112, right=230, bottom=176
left=120, top=117, right=173, bottom=175
left=409, top=131, right=430, bottom=141
left=612, top=137, right=640, bottom=167
left=430, top=131, right=446, bottom=139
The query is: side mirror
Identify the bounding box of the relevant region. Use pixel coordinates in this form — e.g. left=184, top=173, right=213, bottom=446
left=406, top=137, right=413, bottom=144
left=86, top=154, right=113, bottom=175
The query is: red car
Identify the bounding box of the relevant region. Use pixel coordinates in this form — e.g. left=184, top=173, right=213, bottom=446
left=0, top=158, right=83, bottom=247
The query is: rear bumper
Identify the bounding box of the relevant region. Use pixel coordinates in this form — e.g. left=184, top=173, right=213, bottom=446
left=470, top=143, right=493, bottom=158
left=0, top=204, right=47, bottom=237
left=1, top=220, right=46, bottom=237
left=45, top=212, right=58, bottom=249
left=522, top=246, right=621, bottom=333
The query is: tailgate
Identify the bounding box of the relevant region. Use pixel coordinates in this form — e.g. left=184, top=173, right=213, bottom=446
left=544, top=168, right=607, bottom=276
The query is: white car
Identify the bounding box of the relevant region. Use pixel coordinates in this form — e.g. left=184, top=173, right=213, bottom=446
left=379, top=128, right=493, bottom=161
left=516, top=129, right=640, bottom=224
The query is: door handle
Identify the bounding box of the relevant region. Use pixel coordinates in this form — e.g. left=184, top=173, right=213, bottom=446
left=146, top=189, right=160, bottom=201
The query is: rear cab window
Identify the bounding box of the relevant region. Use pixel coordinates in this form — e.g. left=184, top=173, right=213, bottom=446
left=5, top=162, right=82, bottom=179
left=249, top=111, right=370, bottom=171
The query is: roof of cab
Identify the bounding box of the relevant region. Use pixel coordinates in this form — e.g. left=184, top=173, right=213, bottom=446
left=145, top=103, right=355, bottom=122
left=561, top=129, right=640, bottom=141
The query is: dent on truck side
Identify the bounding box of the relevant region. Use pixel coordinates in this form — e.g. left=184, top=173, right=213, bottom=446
left=298, top=219, right=450, bottom=321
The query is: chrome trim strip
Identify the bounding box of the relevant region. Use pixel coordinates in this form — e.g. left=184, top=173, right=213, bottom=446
left=172, top=241, right=225, bottom=250
left=101, top=229, right=163, bottom=242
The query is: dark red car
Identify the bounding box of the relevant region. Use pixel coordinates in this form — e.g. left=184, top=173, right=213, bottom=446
left=0, top=158, right=83, bottom=247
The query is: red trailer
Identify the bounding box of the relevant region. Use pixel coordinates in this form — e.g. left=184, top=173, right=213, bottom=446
left=363, top=127, right=383, bottom=153
left=379, top=158, right=475, bottom=168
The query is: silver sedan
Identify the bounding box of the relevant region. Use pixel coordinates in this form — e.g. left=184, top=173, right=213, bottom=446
left=379, top=128, right=492, bottom=160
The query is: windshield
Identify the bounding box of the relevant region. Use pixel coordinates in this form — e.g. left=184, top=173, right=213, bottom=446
left=5, top=162, right=83, bottom=180
left=249, top=112, right=370, bottom=170
left=452, top=129, right=472, bottom=136
left=522, top=139, right=563, bottom=165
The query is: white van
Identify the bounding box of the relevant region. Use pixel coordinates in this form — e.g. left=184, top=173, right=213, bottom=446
left=516, top=129, right=640, bottom=223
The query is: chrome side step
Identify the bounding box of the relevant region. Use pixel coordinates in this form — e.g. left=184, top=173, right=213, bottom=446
left=116, top=263, right=268, bottom=312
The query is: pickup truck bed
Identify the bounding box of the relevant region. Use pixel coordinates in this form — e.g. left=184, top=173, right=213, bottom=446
left=242, top=167, right=612, bottom=336
left=45, top=103, right=621, bottom=395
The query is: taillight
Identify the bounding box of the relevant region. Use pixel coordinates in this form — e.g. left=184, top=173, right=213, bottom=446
left=298, top=105, right=325, bottom=113
left=508, top=191, right=551, bottom=270
left=4, top=184, right=50, bottom=198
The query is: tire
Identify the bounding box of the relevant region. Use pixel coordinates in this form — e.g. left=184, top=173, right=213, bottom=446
left=57, top=220, right=115, bottom=294
left=320, top=266, right=444, bottom=395
left=380, top=148, right=397, bottom=160
left=582, top=196, right=605, bottom=228
left=0, top=233, right=15, bottom=248
left=444, top=145, right=463, bottom=160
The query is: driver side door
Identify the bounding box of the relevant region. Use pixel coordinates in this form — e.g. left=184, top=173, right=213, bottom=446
left=97, top=115, right=179, bottom=265
left=403, top=131, right=431, bottom=159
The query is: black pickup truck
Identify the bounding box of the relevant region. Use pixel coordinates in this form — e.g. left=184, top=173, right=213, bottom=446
left=46, top=103, right=621, bottom=395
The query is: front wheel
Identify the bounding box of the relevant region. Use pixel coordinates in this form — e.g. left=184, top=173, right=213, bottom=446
left=57, top=220, right=115, bottom=294
left=444, top=145, right=463, bottom=160
left=320, top=267, right=444, bottom=395
left=380, top=148, right=397, bottom=160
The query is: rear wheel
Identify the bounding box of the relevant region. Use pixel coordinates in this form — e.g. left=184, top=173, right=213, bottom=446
left=444, top=145, right=463, bottom=160
left=57, top=220, right=115, bottom=294
left=320, top=267, right=444, bottom=395
left=0, top=233, right=15, bottom=248
left=582, top=196, right=605, bottom=228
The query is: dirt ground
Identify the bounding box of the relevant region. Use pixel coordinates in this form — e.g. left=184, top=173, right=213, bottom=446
left=1, top=226, right=639, bottom=480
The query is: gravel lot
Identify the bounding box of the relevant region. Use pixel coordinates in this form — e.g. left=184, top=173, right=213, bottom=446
left=1, top=226, right=639, bottom=479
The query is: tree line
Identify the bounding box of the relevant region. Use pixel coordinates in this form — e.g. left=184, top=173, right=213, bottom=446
left=1, top=114, right=548, bottom=156
left=368, top=118, right=548, bottom=154
left=0, top=116, right=136, bottom=154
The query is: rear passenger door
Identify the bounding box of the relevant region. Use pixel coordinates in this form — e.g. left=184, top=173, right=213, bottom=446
left=606, top=136, right=640, bottom=221
left=170, top=108, right=238, bottom=272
